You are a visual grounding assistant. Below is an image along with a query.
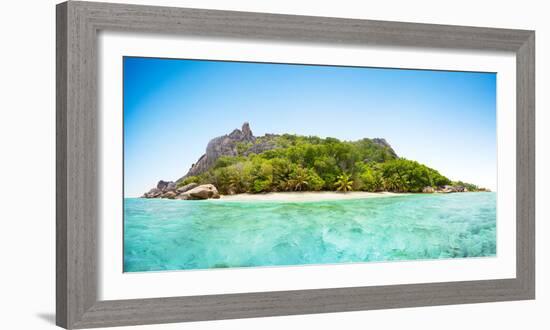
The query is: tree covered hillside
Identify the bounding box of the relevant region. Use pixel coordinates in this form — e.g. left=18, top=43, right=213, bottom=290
left=177, top=134, right=456, bottom=194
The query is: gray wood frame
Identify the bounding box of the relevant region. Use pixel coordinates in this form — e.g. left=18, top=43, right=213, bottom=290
left=56, top=1, right=535, bottom=328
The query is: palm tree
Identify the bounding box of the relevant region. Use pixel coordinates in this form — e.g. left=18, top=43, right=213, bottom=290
left=274, top=164, right=293, bottom=192
left=287, top=167, right=310, bottom=191
left=384, top=174, right=403, bottom=192
left=335, top=173, right=353, bottom=192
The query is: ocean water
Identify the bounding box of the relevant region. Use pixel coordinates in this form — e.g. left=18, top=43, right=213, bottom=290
left=124, top=192, right=496, bottom=272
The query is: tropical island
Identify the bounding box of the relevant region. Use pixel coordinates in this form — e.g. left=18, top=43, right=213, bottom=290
left=142, top=122, right=490, bottom=200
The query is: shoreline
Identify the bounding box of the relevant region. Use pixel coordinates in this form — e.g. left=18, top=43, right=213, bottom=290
left=218, top=191, right=406, bottom=202
left=133, top=190, right=494, bottom=202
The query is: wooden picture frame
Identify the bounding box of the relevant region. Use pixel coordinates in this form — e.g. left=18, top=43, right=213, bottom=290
left=56, top=1, right=535, bottom=328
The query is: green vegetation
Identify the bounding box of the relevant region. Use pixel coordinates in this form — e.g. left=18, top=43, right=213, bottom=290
left=178, top=134, right=482, bottom=194
left=451, top=180, right=480, bottom=191
left=335, top=173, right=353, bottom=192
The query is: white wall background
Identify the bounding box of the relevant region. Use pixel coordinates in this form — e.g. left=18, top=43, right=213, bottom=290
left=0, top=0, right=547, bottom=329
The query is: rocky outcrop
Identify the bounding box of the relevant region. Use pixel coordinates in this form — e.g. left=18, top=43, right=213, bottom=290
left=422, top=185, right=489, bottom=194
left=176, top=184, right=220, bottom=200
left=142, top=180, right=177, bottom=198
left=156, top=180, right=172, bottom=190
left=454, top=186, right=466, bottom=192
left=440, top=185, right=457, bottom=193
left=422, top=186, right=435, bottom=193
left=143, top=181, right=220, bottom=200
left=143, top=122, right=279, bottom=199
left=163, top=191, right=177, bottom=199
left=241, top=121, right=253, bottom=137
left=176, top=183, right=199, bottom=194
left=142, top=188, right=162, bottom=198
left=181, top=122, right=257, bottom=179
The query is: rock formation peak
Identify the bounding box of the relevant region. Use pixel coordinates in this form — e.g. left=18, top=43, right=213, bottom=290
left=179, top=122, right=259, bottom=180
left=242, top=122, right=252, bottom=137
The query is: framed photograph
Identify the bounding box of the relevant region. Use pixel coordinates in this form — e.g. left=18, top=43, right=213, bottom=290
left=56, top=1, right=535, bottom=328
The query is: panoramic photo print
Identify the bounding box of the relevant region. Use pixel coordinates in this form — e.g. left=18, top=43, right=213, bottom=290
left=123, top=57, right=497, bottom=272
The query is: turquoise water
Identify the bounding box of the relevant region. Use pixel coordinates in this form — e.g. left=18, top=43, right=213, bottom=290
left=124, top=192, right=496, bottom=272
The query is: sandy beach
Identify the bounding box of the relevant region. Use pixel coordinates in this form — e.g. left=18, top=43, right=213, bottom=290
left=218, top=191, right=405, bottom=202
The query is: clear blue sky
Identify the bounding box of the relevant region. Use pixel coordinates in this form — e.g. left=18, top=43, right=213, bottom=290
left=124, top=57, right=496, bottom=197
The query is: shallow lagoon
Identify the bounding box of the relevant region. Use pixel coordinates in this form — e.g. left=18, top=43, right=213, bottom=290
left=124, top=192, right=496, bottom=272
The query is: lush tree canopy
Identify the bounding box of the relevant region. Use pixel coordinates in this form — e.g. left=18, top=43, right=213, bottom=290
left=177, top=134, right=474, bottom=194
